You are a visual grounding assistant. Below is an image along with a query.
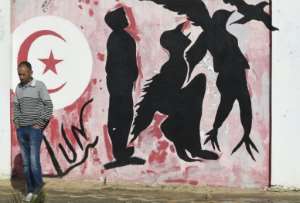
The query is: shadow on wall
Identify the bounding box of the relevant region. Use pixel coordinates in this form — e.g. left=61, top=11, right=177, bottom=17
left=11, top=153, right=26, bottom=194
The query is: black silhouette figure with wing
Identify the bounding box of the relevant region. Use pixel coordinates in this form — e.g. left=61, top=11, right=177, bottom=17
left=137, top=0, right=259, bottom=160
left=131, top=23, right=219, bottom=162
left=223, top=0, right=278, bottom=31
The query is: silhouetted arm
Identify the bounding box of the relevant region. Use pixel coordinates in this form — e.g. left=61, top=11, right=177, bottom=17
left=186, top=33, right=207, bottom=79
left=126, top=36, right=139, bottom=81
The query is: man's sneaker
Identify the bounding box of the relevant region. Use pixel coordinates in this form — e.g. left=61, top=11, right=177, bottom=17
left=23, top=192, right=37, bottom=202
left=23, top=192, right=33, bottom=202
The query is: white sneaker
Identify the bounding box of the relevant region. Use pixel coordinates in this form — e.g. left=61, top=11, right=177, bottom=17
left=23, top=192, right=37, bottom=202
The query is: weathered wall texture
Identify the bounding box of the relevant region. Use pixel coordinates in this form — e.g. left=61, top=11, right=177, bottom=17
left=0, top=0, right=11, bottom=178
left=272, top=0, right=300, bottom=187
left=11, top=0, right=270, bottom=187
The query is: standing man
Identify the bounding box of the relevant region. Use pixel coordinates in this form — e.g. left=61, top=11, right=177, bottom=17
left=13, top=61, right=53, bottom=202
left=104, top=7, right=138, bottom=162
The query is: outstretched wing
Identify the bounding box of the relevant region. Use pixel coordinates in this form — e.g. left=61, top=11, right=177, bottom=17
left=130, top=75, right=162, bottom=142
left=139, top=0, right=211, bottom=29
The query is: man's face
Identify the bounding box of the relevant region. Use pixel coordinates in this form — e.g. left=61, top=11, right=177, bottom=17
left=18, top=66, right=32, bottom=84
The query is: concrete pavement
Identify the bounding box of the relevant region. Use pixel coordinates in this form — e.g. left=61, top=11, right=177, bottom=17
left=0, top=178, right=299, bottom=203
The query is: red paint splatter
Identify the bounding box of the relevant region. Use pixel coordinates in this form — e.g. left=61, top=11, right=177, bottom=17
left=103, top=125, right=113, bottom=161
left=97, top=52, right=105, bottom=61
left=170, top=145, right=175, bottom=153
left=188, top=180, right=198, bottom=185
left=151, top=113, right=167, bottom=139
left=80, top=160, right=88, bottom=175
left=94, top=0, right=99, bottom=5
left=146, top=169, right=157, bottom=175
left=89, top=9, right=94, bottom=17
left=148, top=140, right=169, bottom=164
left=115, top=3, right=141, bottom=41
left=11, top=128, right=18, bottom=147
left=182, top=20, right=191, bottom=31
left=232, top=164, right=242, bottom=185
left=48, top=118, right=60, bottom=144
left=92, top=78, right=97, bottom=85
left=158, top=140, right=169, bottom=150
left=92, top=148, right=101, bottom=164
left=85, top=0, right=90, bottom=4
left=64, top=127, right=78, bottom=145
left=183, top=166, right=199, bottom=179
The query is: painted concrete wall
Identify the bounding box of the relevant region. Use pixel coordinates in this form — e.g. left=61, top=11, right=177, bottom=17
left=1, top=0, right=299, bottom=188
left=271, top=0, right=300, bottom=187
left=9, top=0, right=270, bottom=188
left=0, top=0, right=11, bottom=179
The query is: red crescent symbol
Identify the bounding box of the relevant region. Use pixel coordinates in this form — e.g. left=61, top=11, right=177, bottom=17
left=17, top=30, right=67, bottom=94
left=48, top=82, right=67, bottom=94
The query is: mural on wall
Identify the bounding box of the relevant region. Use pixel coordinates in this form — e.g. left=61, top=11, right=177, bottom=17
left=223, top=0, right=278, bottom=31
left=11, top=0, right=274, bottom=187
left=104, top=7, right=146, bottom=169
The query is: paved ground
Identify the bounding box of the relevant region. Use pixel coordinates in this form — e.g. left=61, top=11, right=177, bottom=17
left=0, top=178, right=300, bottom=203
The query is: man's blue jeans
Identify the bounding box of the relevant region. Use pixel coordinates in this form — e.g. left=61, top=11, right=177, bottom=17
left=17, top=126, right=44, bottom=193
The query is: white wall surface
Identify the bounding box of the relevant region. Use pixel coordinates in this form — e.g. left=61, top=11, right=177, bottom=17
left=272, top=0, right=300, bottom=187
left=0, top=0, right=11, bottom=179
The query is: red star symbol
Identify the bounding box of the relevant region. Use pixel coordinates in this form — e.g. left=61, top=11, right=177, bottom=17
left=39, top=50, right=63, bottom=75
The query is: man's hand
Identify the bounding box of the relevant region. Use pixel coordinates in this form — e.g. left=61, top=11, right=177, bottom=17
left=32, top=124, right=41, bottom=129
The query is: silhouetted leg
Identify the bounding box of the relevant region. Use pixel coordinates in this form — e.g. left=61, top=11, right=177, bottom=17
left=232, top=88, right=258, bottom=160
left=161, top=115, right=202, bottom=162
left=161, top=74, right=218, bottom=161
left=237, top=89, right=252, bottom=137
left=107, top=94, right=134, bottom=160
left=118, top=94, right=135, bottom=159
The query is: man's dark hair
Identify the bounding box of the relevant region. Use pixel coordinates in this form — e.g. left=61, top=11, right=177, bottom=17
left=18, top=61, right=32, bottom=71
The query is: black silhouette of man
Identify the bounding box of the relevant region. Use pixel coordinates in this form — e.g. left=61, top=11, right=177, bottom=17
left=105, top=7, right=138, bottom=161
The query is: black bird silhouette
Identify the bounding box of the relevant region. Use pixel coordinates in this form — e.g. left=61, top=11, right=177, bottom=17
left=223, top=0, right=278, bottom=31
left=131, top=23, right=219, bottom=162
left=137, top=0, right=259, bottom=160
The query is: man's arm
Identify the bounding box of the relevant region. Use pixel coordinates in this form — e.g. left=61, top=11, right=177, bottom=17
left=35, top=82, right=53, bottom=128
left=13, top=89, right=21, bottom=129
